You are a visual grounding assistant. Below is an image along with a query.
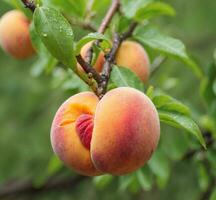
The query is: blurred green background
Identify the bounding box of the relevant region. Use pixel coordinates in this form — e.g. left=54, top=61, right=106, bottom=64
left=0, top=0, right=216, bottom=199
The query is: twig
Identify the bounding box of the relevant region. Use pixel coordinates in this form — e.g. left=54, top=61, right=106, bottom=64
left=76, top=55, right=101, bottom=84
left=98, top=0, right=120, bottom=34
left=98, top=22, right=138, bottom=96
left=21, top=0, right=36, bottom=12
left=85, top=0, right=120, bottom=64
left=0, top=175, right=88, bottom=198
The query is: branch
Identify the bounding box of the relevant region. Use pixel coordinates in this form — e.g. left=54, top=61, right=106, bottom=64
left=21, top=0, right=36, bottom=12
left=98, top=0, right=120, bottom=34
left=98, top=22, right=138, bottom=96
left=0, top=175, right=88, bottom=198
left=76, top=55, right=101, bottom=84
left=85, top=0, right=120, bottom=64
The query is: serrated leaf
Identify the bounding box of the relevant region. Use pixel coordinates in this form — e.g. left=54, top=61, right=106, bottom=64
left=134, top=28, right=203, bottom=78
left=111, top=65, right=144, bottom=91
left=34, top=7, right=76, bottom=69
left=159, top=111, right=206, bottom=149
left=75, top=33, right=111, bottom=55
left=93, top=175, right=113, bottom=189
left=135, top=2, right=176, bottom=21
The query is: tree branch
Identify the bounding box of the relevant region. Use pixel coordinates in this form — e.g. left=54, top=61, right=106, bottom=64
left=21, top=0, right=36, bottom=12
left=76, top=55, right=101, bottom=84
left=98, top=0, right=120, bottom=34
left=85, top=0, right=120, bottom=64
left=98, top=22, right=138, bottom=96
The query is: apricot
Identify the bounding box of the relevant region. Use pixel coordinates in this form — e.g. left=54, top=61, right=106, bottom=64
left=115, top=41, right=150, bottom=82
left=51, top=87, right=160, bottom=176
left=0, top=10, right=35, bottom=59
left=78, top=42, right=105, bottom=73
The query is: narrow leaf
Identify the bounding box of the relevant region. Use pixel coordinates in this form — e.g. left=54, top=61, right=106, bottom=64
left=34, top=7, right=76, bottom=69
left=134, top=28, right=203, bottom=78
left=159, top=111, right=206, bottom=148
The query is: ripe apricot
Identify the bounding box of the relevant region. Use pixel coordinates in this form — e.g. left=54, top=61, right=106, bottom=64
left=115, top=41, right=150, bottom=82
left=0, top=10, right=35, bottom=59
left=51, top=87, right=160, bottom=176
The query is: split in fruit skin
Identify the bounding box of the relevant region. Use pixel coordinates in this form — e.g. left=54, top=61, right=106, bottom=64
left=51, top=87, right=160, bottom=176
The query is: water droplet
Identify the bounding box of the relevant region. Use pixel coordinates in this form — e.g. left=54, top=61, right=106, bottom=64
left=42, top=33, right=47, bottom=37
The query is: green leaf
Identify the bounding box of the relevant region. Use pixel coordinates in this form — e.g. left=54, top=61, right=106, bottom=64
left=135, top=2, right=176, bottom=21
left=159, top=111, right=206, bottom=149
left=75, top=33, right=111, bottom=55
left=148, top=149, right=170, bottom=189
left=93, top=175, right=113, bottom=189
left=43, top=0, right=87, bottom=18
left=136, top=166, right=153, bottom=191
left=34, top=7, right=76, bottom=70
left=134, top=28, right=203, bottom=78
left=111, top=65, right=144, bottom=91
left=152, top=93, right=190, bottom=116
left=121, top=0, right=153, bottom=19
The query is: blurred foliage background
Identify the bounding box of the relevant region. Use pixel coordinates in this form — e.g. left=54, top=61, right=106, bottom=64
left=0, top=0, right=216, bottom=200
